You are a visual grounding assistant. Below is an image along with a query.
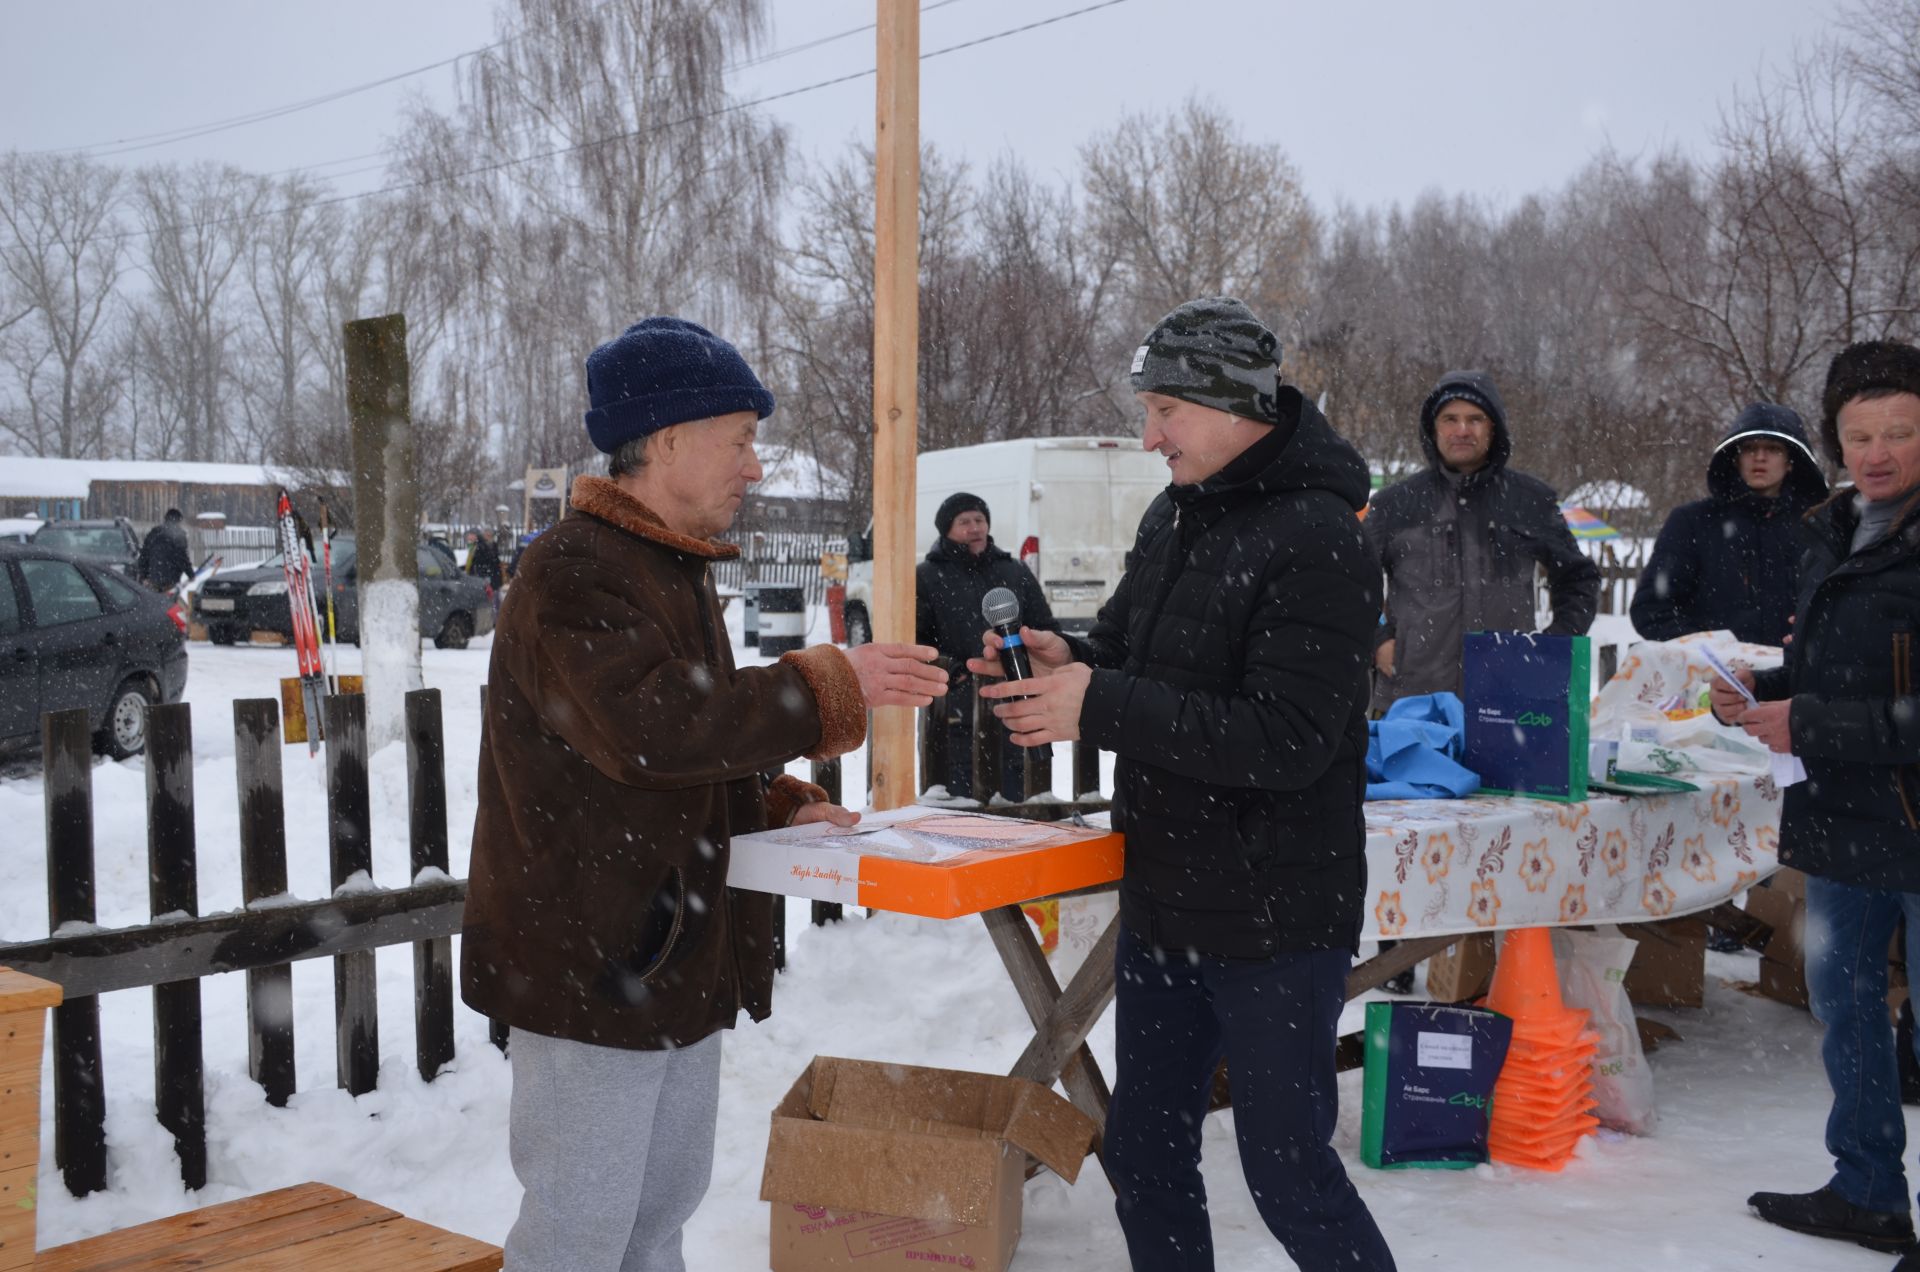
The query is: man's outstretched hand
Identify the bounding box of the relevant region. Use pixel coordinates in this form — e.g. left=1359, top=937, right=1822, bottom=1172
left=844, top=642, right=950, bottom=708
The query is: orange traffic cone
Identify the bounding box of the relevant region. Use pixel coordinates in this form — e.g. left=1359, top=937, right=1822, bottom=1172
left=1485, top=927, right=1599, bottom=1171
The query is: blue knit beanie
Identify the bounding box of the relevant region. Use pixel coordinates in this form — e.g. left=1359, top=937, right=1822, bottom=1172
left=583, top=317, right=775, bottom=454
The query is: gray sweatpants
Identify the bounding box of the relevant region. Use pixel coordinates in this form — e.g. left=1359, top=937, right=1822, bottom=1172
left=503, top=1027, right=722, bottom=1272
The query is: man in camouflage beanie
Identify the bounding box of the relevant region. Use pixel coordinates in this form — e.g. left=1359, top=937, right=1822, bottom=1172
left=973, top=295, right=1396, bottom=1270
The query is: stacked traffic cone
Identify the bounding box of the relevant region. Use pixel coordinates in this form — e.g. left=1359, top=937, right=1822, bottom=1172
left=1485, top=927, right=1600, bottom=1171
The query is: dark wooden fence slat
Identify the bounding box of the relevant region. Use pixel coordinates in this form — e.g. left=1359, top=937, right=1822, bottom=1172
left=1072, top=741, right=1100, bottom=801
left=971, top=682, right=999, bottom=807
left=809, top=758, right=844, bottom=926
left=233, top=698, right=295, bottom=1107
left=144, top=702, right=206, bottom=1190
left=324, top=694, right=379, bottom=1096
left=478, top=684, right=508, bottom=1055
left=405, top=690, right=456, bottom=1083
left=918, top=703, right=948, bottom=799
left=42, top=707, right=106, bottom=1198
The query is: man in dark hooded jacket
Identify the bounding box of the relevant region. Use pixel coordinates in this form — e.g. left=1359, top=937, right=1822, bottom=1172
left=137, top=508, right=193, bottom=592
left=915, top=492, right=1058, bottom=801
left=972, top=298, right=1396, bottom=1272
left=1363, top=371, right=1600, bottom=711
left=1632, top=403, right=1828, bottom=645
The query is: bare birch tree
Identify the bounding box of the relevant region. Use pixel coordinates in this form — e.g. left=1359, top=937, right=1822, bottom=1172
left=0, top=152, right=125, bottom=456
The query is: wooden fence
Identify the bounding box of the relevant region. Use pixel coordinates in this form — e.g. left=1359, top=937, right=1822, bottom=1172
left=3, top=692, right=481, bottom=1198
left=0, top=682, right=1108, bottom=1198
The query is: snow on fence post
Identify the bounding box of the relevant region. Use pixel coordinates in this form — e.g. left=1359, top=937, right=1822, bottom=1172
left=233, top=697, right=296, bottom=1107
left=145, top=702, right=206, bottom=1191
left=809, top=758, right=844, bottom=927
left=344, top=312, right=422, bottom=753
left=406, top=688, right=456, bottom=1081
left=323, top=693, right=380, bottom=1096
left=42, top=706, right=106, bottom=1197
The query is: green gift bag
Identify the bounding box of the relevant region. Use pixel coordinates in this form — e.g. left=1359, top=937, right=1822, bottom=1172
left=1361, top=1001, right=1513, bottom=1170
left=1462, top=631, right=1591, bottom=802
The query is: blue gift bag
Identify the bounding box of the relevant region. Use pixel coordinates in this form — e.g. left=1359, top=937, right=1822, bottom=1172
left=1461, top=631, right=1591, bottom=802
left=1360, top=1002, right=1513, bottom=1170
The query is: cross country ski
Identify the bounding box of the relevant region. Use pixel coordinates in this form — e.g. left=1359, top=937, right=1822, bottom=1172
left=275, top=489, right=327, bottom=754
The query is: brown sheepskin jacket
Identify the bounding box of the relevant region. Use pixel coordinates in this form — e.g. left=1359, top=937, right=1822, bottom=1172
left=460, top=475, right=866, bottom=1050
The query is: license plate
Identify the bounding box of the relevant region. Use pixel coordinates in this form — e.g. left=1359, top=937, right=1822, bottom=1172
left=199, top=597, right=234, bottom=612
left=1047, top=584, right=1104, bottom=604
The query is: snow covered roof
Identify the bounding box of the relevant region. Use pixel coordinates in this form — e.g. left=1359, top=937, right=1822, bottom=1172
left=753, top=445, right=847, bottom=502
left=1565, top=479, right=1650, bottom=510
left=0, top=456, right=321, bottom=499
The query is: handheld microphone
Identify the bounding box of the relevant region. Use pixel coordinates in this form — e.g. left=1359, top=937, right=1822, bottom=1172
left=982, top=587, right=1032, bottom=683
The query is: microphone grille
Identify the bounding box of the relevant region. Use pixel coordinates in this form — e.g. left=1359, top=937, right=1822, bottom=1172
left=981, top=586, right=1021, bottom=626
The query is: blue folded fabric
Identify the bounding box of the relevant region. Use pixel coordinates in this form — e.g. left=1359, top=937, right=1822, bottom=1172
left=1366, top=693, right=1482, bottom=801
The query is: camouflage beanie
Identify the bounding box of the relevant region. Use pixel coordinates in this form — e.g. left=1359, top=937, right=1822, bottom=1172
left=1129, top=297, right=1283, bottom=426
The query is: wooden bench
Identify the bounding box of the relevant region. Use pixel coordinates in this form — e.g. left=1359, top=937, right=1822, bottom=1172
left=2, top=968, right=502, bottom=1272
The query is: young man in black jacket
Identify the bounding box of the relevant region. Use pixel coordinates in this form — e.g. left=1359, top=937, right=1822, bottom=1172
left=974, top=298, right=1395, bottom=1272
left=1631, top=402, right=1827, bottom=645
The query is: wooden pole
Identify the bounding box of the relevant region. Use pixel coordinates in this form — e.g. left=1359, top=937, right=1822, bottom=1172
left=871, top=0, right=921, bottom=811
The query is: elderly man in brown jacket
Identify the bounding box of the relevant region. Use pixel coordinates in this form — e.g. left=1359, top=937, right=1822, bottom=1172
left=462, top=317, right=946, bottom=1272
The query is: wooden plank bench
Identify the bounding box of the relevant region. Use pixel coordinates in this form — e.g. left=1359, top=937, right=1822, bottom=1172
left=2, top=967, right=501, bottom=1272
left=36, top=1183, right=501, bottom=1271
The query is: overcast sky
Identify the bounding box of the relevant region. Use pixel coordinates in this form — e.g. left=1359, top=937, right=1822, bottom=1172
left=0, top=0, right=1851, bottom=212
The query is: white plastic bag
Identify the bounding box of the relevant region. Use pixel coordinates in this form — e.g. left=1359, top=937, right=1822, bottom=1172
left=1550, top=928, right=1658, bottom=1135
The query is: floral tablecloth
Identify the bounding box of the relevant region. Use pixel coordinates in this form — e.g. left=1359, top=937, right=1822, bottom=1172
left=1365, top=772, right=1783, bottom=940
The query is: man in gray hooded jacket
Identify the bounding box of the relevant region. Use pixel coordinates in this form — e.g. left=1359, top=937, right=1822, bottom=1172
left=1363, top=370, right=1600, bottom=712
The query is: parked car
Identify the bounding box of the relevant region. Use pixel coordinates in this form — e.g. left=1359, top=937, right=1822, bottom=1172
left=0, top=517, right=43, bottom=545
left=28, top=517, right=142, bottom=576
left=193, top=536, right=494, bottom=649
left=0, top=542, right=189, bottom=759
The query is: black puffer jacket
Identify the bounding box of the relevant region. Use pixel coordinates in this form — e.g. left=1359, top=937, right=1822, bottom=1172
left=1363, top=371, right=1600, bottom=708
left=1631, top=405, right=1827, bottom=646
left=138, top=520, right=193, bottom=590
left=1754, top=491, right=1920, bottom=891
left=915, top=537, right=1057, bottom=671
left=1069, top=389, right=1380, bottom=956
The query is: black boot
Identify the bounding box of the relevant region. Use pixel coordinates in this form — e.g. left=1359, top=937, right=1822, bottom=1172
left=1897, top=1246, right=1920, bottom=1271
left=1748, top=1186, right=1916, bottom=1253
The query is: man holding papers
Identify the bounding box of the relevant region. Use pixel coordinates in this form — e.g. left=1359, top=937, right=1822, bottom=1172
left=1713, top=340, right=1920, bottom=1267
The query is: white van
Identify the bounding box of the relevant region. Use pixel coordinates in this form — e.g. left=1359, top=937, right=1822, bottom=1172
left=842, top=436, right=1169, bottom=641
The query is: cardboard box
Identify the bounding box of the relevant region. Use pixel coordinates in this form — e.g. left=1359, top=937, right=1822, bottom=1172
left=1745, top=869, right=1808, bottom=1010
left=761, top=1057, right=1098, bottom=1272
left=1618, top=915, right=1708, bottom=1009
left=1425, top=933, right=1497, bottom=1003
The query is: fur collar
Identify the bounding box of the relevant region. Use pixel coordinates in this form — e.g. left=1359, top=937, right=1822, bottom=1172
left=569, top=474, right=741, bottom=560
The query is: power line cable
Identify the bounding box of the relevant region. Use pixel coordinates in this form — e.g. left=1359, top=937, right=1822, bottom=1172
left=257, top=0, right=975, bottom=184
left=47, top=0, right=1134, bottom=246
left=31, top=0, right=970, bottom=162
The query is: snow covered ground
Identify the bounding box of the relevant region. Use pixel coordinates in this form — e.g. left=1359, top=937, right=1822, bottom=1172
left=0, top=606, right=1892, bottom=1270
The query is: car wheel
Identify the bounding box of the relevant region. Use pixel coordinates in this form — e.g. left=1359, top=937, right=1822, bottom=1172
left=98, top=677, right=156, bottom=760
left=209, top=624, right=237, bottom=645
left=845, top=605, right=871, bottom=647
left=435, top=611, right=473, bottom=650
